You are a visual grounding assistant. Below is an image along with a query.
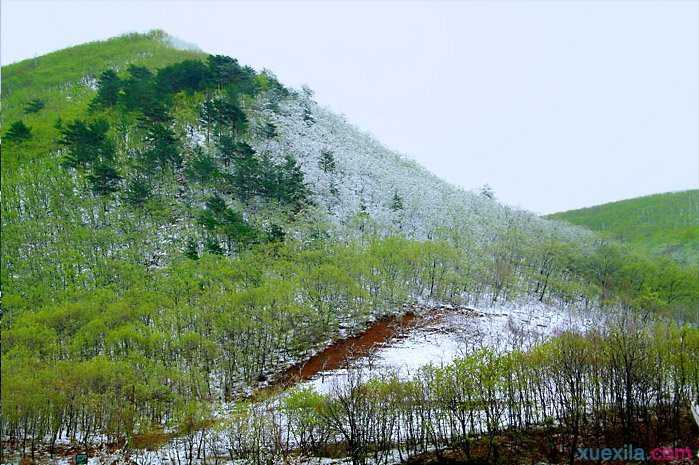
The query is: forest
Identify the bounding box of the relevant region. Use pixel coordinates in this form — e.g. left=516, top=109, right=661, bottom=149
left=2, top=31, right=698, bottom=465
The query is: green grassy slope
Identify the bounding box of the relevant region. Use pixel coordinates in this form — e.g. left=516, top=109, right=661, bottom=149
left=1, top=29, right=204, bottom=171
left=548, top=190, right=699, bottom=265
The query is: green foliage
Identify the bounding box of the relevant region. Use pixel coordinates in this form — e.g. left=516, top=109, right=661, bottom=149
left=124, top=176, right=152, bottom=207
left=4, top=120, right=32, bottom=143
left=262, top=320, right=699, bottom=463
left=86, top=162, right=121, bottom=195
left=3, top=30, right=698, bottom=462
left=198, top=195, right=258, bottom=252
left=186, top=148, right=219, bottom=183
left=139, top=121, right=181, bottom=171
left=261, top=154, right=311, bottom=211
left=92, top=69, right=122, bottom=109
left=59, top=118, right=115, bottom=168
left=549, top=190, right=699, bottom=265
left=155, top=59, right=211, bottom=95
left=23, top=98, right=45, bottom=114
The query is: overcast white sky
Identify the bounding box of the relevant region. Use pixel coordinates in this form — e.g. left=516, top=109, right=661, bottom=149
left=2, top=1, right=698, bottom=213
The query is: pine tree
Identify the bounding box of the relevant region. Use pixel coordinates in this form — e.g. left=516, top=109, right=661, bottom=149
left=213, top=94, right=247, bottom=135
left=92, top=69, right=122, bottom=108
left=199, top=99, right=217, bottom=144
left=390, top=191, right=404, bottom=211
left=186, top=148, right=219, bottom=183
left=259, top=154, right=310, bottom=210
left=23, top=98, right=45, bottom=114
left=267, top=224, right=286, bottom=243
left=207, top=55, right=242, bottom=89
left=185, top=238, right=199, bottom=260
left=4, top=121, right=32, bottom=143
left=140, top=122, right=180, bottom=171
left=121, top=65, right=156, bottom=112
left=124, top=176, right=152, bottom=207
left=229, top=144, right=261, bottom=202
left=204, top=237, right=224, bottom=255
left=198, top=195, right=258, bottom=253
left=59, top=119, right=114, bottom=168
left=87, top=163, right=121, bottom=195
left=156, top=59, right=211, bottom=95
left=319, top=150, right=336, bottom=174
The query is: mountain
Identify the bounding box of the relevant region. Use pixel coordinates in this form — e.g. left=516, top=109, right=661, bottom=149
left=3, top=30, right=698, bottom=464
left=3, top=30, right=592, bottom=306
left=548, top=190, right=699, bottom=265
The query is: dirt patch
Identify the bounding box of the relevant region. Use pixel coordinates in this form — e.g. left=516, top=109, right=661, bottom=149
left=278, top=311, right=420, bottom=386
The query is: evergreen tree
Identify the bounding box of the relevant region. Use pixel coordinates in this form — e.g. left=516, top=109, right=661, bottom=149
left=23, top=98, right=45, bottom=114
left=140, top=122, right=181, bottom=171
left=235, top=65, right=260, bottom=96
left=59, top=119, right=114, bottom=168
left=262, top=154, right=310, bottom=210
left=120, top=65, right=156, bottom=112
left=199, top=99, right=217, bottom=144
left=186, top=148, right=219, bottom=183
left=216, top=134, right=237, bottom=167
left=156, top=59, right=211, bottom=95
left=4, top=121, right=32, bottom=143
left=213, top=95, right=247, bottom=135
left=92, top=69, right=122, bottom=108
left=319, top=150, right=336, bottom=174
left=207, top=55, right=242, bottom=89
left=198, top=195, right=258, bottom=252
left=198, top=195, right=228, bottom=230
left=185, top=238, right=199, bottom=260
left=267, top=224, right=286, bottom=243
left=229, top=143, right=261, bottom=202
left=200, top=95, right=247, bottom=142
left=204, top=237, right=224, bottom=255
left=391, top=191, right=404, bottom=211
left=87, top=163, right=121, bottom=195
left=221, top=208, right=257, bottom=247
left=124, top=176, right=152, bottom=207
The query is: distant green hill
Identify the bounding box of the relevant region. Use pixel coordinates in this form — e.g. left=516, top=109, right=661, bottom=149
left=548, top=190, right=699, bottom=265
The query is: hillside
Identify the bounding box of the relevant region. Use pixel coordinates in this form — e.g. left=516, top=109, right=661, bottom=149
left=548, top=190, right=699, bottom=265
left=2, top=30, right=698, bottom=465
left=2, top=30, right=594, bottom=308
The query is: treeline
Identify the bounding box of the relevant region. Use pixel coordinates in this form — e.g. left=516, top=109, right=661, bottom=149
left=155, top=318, right=698, bottom=465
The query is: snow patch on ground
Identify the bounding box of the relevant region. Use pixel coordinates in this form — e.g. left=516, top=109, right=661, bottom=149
left=304, top=299, right=596, bottom=393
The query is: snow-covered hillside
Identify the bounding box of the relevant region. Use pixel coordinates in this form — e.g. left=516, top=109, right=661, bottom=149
left=248, top=91, right=588, bottom=245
